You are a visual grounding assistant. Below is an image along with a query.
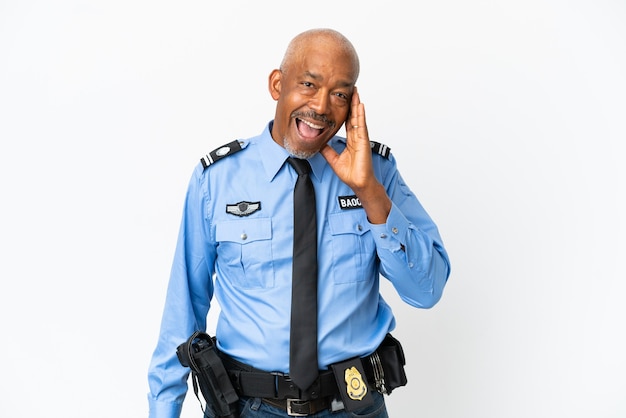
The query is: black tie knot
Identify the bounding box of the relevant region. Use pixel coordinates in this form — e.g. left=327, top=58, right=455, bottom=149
left=287, top=157, right=311, bottom=176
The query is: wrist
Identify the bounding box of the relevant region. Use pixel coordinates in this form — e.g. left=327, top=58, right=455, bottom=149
left=355, top=183, right=391, bottom=224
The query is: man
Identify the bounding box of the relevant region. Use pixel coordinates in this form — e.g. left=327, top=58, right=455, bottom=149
left=148, top=28, right=450, bottom=417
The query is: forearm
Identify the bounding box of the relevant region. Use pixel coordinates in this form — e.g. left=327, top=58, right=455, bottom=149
left=353, top=180, right=392, bottom=225
left=370, top=203, right=450, bottom=308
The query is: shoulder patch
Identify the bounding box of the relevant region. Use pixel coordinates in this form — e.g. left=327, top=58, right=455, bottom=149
left=369, top=141, right=391, bottom=159
left=200, top=140, right=245, bottom=169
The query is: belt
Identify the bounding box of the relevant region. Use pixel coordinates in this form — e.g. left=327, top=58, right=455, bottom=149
left=262, top=397, right=337, bottom=416
left=220, top=352, right=379, bottom=416
left=220, top=353, right=340, bottom=400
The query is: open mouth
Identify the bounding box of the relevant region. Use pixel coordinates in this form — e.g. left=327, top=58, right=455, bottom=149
left=296, top=117, right=326, bottom=139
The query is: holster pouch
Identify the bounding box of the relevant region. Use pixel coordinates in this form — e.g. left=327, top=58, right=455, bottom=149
left=368, top=333, right=408, bottom=395
left=330, top=333, right=408, bottom=412
left=176, top=331, right=239, bottom=418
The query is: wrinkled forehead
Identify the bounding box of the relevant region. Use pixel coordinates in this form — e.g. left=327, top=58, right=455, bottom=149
left=289, top=43, right=359, bottom=84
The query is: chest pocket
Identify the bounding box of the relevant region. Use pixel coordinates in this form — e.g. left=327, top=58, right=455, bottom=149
left=328, top=211, right=377, bottom=284
left=215, top=218, right=274, bottom=288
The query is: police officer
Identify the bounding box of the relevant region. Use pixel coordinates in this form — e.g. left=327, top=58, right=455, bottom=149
left=147, top=28, right=450, bottom=418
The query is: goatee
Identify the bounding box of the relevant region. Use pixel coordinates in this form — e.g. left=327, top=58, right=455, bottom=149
left=284, top=138, right=316, bottom=160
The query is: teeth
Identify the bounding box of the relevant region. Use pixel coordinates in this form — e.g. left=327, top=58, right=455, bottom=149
left=300, top=119, right=324, bottom=130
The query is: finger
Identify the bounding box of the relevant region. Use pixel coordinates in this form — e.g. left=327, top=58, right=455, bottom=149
left=348, top=90, right=367, bottom=136
left=349, top=103, right=366, bottom=137
left=350, top=88, right=360, bottom=128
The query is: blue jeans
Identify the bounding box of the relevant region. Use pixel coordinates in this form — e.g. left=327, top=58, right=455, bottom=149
left=204, top=391, right=389, bottom=417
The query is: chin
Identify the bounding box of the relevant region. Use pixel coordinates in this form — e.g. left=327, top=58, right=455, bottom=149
left=284, top=138, right=318, bottom=159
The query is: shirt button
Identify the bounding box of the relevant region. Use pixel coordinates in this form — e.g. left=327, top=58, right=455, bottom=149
left=392, top=227, right=399, bottom=234
left=380, top=233, right=387, bottom=239
left=241, top=233, right=248, bottom=240
left=357, top=224, right=363, bottom=231
left=408, top=262, right=414, bottom=268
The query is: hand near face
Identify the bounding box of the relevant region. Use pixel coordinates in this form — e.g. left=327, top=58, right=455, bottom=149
left=320, top=88, right=392, bottom=224
left=320, top=88, right=372, bottom=188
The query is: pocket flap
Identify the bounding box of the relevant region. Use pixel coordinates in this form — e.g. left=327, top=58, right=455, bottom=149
left=328, top=212, right=371, bottom=236
left=216, top=218, right=272, bottom=244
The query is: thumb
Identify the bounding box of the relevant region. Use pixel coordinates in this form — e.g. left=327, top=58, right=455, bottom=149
left=319, top=144, right=340, bottom=167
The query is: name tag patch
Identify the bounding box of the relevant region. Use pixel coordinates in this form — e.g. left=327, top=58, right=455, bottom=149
left=338, top=195, right=362, bottom=210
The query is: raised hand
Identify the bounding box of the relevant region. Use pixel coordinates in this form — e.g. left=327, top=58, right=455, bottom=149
left=320, top=88, right=391, bottom=224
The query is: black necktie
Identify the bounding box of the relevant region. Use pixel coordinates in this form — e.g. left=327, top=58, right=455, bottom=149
left=287, top=157, right=319, bottom=390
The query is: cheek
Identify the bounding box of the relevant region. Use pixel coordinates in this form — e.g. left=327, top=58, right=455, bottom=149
left=332, top=107, right=350, bottom=124
left=330, top=97, right=350, bottom=114
left=278, top=94, right=304, bottom=116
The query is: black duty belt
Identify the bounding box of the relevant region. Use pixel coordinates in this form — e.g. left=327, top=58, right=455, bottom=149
left=219, top=352, right=381, bottom=416
left=262, top=397, right=336, bottom=416
left=220, top=353, right=344, bottom=401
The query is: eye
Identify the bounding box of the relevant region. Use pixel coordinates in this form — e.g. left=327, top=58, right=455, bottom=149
left=302, top=81, right=314, bottom=88
left=331, top=91, right=350, bottom=105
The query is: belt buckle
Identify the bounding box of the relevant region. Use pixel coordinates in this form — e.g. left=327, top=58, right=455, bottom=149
left=286, top=399, right=310, bottom=416
left=272, top=372, right=301, bottom=399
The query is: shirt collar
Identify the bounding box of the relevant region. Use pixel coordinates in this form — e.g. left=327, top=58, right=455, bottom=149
left=256, top=121, right=328, bottom=182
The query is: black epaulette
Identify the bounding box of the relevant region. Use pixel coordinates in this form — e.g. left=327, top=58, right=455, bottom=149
left=370, top=141, right=391, bottom=159
left=200, top=140, right=245, bottom=169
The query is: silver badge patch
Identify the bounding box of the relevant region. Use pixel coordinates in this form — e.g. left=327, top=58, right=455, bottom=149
left=226, top=201, right=261, bottom=217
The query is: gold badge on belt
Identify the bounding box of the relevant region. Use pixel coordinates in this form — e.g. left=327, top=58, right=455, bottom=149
left=344, top=366, right=367, bottom=400
left=330, top=357, right=374, bottom=412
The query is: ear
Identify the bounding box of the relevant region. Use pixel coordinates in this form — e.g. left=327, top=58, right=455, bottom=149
left=268, top=69, right=282, bottom=100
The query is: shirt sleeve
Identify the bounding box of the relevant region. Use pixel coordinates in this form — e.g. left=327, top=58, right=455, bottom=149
left=369, top=158, right=451, bottom=309
left=147, top=164, right=216, bottom=418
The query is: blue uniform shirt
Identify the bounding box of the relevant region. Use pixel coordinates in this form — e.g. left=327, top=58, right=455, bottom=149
left=147, top=122, right=450, bottom=418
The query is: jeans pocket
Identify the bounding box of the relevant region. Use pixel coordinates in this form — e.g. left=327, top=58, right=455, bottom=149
left=349, top=392, right=389, bottom=418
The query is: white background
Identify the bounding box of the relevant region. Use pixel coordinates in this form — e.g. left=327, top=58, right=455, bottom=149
left=1, top=1, right=625, bottom=417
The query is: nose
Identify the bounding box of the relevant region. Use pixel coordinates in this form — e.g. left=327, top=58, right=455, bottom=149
left=309, top=89, right=331, bottom=116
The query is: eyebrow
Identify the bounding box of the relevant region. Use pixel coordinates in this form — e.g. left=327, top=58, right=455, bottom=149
left=304, top=71, right=321, bottom=80
left=304, top=71, right=354, bottom=88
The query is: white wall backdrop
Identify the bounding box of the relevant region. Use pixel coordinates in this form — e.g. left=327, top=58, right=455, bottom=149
left=1, top=1, right=624, bottom=417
